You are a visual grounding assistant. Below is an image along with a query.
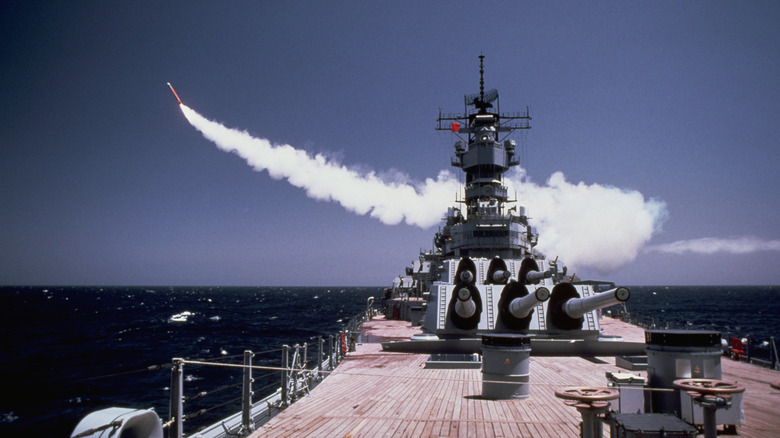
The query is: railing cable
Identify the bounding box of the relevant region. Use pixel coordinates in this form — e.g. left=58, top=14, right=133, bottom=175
left=71, top=420, right=123, bottom=438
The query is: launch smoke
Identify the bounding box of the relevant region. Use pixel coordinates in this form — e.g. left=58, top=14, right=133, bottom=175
left=180, top=105, right=458, bottom=227
left=181, top=105, right=668, bottom=273
left=645, top=237, right=780, bottom=255
left=503, top=169, right=667, bottom=274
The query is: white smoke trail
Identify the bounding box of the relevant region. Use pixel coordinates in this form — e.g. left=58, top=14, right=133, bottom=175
left=504, top=169, right=668, bottom=274
left=180, top=105, right=459, bottom=227
left=645, top=237, right=780, bottom=255
left=180, top=105, right=668, bottom=273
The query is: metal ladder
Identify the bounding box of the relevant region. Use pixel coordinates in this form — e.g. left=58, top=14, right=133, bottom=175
left=438, top=285, right=447, bottom=329
left=485, top=286, right=495, bottom=329
left=582, top=286, right=596, bottom=330
left=536, top=303, right=546, bottom=330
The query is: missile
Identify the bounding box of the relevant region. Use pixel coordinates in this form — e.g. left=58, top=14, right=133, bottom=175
left=167, top=82, right=182, bottom=105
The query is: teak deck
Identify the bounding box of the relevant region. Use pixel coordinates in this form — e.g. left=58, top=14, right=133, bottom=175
left=250, top=315, right=780, bottom=437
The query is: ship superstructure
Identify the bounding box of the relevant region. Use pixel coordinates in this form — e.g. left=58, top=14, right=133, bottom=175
left=387, top=56, right=627, bottom=340
left=434, top=55, right=534, bottom=260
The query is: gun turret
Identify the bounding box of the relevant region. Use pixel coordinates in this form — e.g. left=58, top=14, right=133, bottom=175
left=547, top=284, right=630, bottom=330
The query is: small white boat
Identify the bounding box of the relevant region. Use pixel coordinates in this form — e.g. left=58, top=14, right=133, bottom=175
left=168, top=311, right=193, bottom=323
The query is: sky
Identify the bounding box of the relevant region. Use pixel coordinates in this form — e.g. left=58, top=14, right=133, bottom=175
left=1, top=1, right=778, bottom=286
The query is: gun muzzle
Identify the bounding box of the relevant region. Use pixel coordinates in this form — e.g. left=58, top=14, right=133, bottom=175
left=459, top=270, right=475, bottom=283
left=508, top=287, right=550, bottom=319
left=563, top=287, right=630, bottom=319
left=525, top=269, right=552, bottom=283
left=497, top=281, right=544, bottom=331
left=548, top=284, right=630, bottom=330
left=449, top=283, right=482, bottom=330
left=454, top=287, right=477, bottom=319
left=492, top=270, right=511, bottom=284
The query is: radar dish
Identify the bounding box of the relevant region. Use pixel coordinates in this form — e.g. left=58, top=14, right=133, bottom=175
left=483, top=89, right=498, bottom=104
left=465, top=88, right=499, bottom=109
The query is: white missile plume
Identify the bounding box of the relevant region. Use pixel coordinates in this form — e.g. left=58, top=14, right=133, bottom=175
left=503, top=169, right=667, bottom=273
left=180, top=105, right=458, bottom=227
left=180, top=104, right=668, bottom=273
left=645, top=237, right=780, bottom=255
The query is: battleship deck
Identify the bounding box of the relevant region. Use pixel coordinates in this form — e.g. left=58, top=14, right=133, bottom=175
left=250, top=315, right=780, bottom=437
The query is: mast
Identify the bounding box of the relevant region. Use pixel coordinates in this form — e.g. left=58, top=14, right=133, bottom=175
left=435, top=56, right=535, bottom=258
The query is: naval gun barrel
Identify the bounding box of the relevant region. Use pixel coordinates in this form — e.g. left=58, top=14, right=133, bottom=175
left=508, top=287, right=550, bottom=319
left=525, top=269, right=552, bottom=284
left=459, top=270, right=474, bottom=283
left=563, top=287, right=630, bottom=319
left=492, top=270, right=512, bottom=284
left=548, top=284, right=630, bottom=330
left=454, top=287, right=477, bottom=319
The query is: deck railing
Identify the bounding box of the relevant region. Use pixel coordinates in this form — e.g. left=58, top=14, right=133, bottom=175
left=166, top=298, right=375, bottom=438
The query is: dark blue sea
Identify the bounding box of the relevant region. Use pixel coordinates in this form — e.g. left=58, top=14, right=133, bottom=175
left=0, top=286, right=380, bottom=437
left=1, top=285, right=778, bottom=437
left=619, top=286, right=780, bottom=343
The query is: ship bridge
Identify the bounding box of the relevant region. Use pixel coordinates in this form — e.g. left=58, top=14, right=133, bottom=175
left=434, top=55, right=535, bottom=259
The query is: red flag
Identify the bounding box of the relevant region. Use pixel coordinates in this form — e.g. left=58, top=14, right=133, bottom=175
left=451, top=122, right=460, bottom=132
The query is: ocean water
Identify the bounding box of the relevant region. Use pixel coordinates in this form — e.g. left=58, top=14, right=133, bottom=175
left=0, top=286, right=379, bottom=437
left=1, top=285, right=778, bottom=437
left=618, top=286, right=780, bottom=343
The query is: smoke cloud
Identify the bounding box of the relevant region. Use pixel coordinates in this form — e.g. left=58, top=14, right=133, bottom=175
left=503, top=169, right=668, bottom=274
left=181, top=105, right=667, bottom=273
left=181, top=105, right=459, bottom=227
left=645, top=237, right=780, bottom=255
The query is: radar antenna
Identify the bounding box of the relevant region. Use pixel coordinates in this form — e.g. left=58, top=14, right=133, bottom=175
left=465, top=55, right=498, bottom=111
left=437, top=55, right=530, bottom=136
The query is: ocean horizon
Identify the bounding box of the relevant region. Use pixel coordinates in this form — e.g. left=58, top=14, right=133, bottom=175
left=1, top=285, right=778, bottom=436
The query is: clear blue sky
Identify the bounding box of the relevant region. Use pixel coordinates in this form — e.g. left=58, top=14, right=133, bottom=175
left=2, top=2, right=778, bottom=286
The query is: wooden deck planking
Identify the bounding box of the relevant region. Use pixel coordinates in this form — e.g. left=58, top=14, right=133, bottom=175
left=250, top=315, right=780, bottom=437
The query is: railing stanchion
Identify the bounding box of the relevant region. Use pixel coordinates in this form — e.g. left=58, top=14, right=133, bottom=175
left=328, top=335, right=334, bottom=370
left=241, top=350, right=255, bottom=433
left=281, top=345, right=289, bottom=406
left=292, top=344, right=299, bottom=400
left=318, top=337, right=323, bottom=377
left=169, top=358, right=184, bottom=438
